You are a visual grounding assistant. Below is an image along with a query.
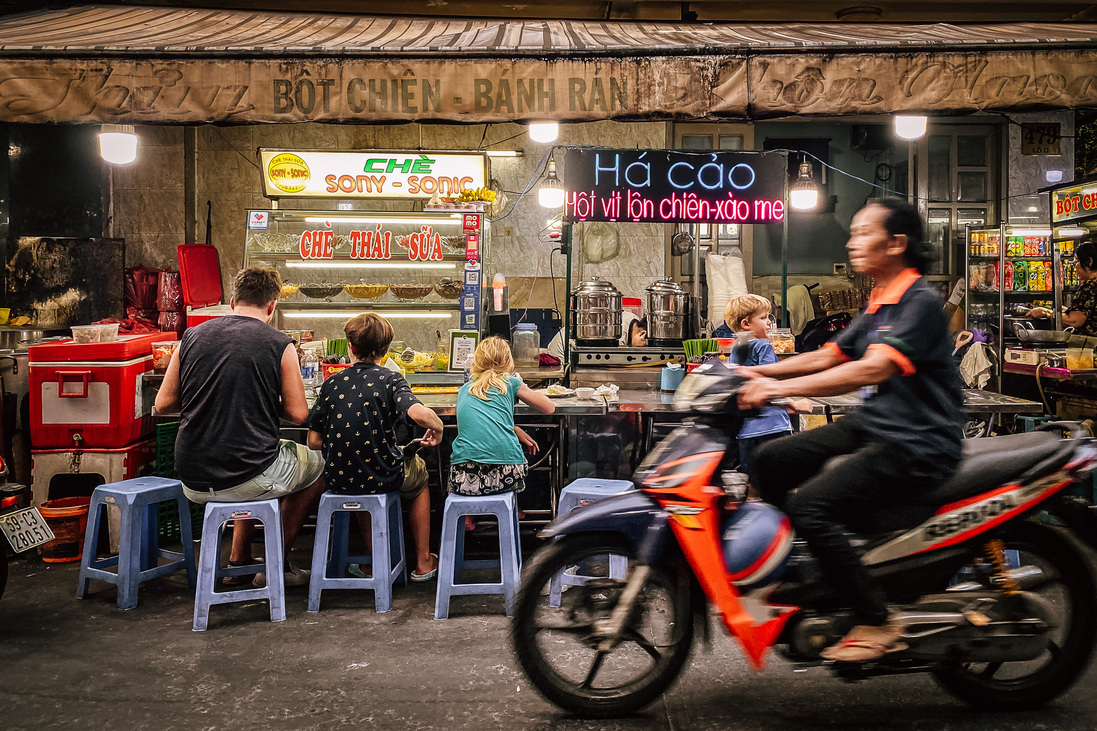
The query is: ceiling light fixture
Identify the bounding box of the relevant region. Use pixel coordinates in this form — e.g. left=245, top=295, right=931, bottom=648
left=99, top=124, right=138, bottom=165
left=894, top=115, right=928, bottom=141
left=528, top=122, right=559, bottom=144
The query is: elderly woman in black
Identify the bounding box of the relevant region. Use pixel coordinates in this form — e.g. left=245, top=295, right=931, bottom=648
left=1028, top=240, right=1097, bottom=337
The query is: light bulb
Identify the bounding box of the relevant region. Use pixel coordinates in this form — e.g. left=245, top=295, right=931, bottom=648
left=99, top=124, right=138, bottom=165
left=538, top=152, right=566, bottom=208
left=788, top=159, right=819, bottom=211
left=528, top=122, right=559, bottom=143
left=894, top=115, right=928, bottom=141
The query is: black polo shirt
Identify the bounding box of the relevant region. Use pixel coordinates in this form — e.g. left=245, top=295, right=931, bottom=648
left=826, top=269, right=964, bottom=465
left=308, top=362, right=421, bottom=494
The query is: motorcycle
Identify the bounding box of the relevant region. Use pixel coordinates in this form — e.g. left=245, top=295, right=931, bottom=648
left=0, top=455, right=53, bottom=601
left=510, top=359, right=1097, bottom=717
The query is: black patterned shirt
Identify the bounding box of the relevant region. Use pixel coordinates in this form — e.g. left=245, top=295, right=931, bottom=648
left=1067, top=278, right=1097, bottom=337
left=308, top=363, right=421, bottom=494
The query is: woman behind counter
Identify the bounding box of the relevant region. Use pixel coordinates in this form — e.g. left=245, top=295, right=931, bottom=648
left=1028, top=240, right=1097, bottom=336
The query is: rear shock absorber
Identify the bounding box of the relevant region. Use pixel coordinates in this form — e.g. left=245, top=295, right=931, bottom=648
left=983, top=538, right=1020, bottom=595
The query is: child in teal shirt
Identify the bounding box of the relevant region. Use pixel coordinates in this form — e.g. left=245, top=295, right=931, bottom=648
left=450, top=337, right=555, bottom=503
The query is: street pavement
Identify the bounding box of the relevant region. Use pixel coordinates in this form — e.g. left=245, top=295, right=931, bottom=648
left=2, top=546, right=1096, bottom=730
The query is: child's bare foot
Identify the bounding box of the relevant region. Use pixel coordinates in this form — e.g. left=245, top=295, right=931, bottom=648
left=464, top=515, right=476, bottom=532
left=518, top=509, right=526, bottom=520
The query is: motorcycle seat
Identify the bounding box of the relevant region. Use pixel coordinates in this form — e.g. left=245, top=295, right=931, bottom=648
left=913, top=431, right=1073, bottom=507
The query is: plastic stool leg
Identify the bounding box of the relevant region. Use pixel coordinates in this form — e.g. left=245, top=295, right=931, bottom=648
left=176, top=496, right=197, bottom=588
left=371, top=501, right=393, bottom=613
left=117, top=495, right=144, bottom=611
left=390, top=495, right=407, bottom=586
left=308, top=497, right=337, bottom=613
left=76, top=495, right=105, bottom=600
left=434, top=500, right=460, bottom=620
left=262, top=509, right=286, bottom=623
left=192, top=508, right=222, bottom=631
left=497, top=500, right=521, bottom=618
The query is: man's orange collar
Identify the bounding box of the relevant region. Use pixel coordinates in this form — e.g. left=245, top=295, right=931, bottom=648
left=865, top=268, right=920, bottom=314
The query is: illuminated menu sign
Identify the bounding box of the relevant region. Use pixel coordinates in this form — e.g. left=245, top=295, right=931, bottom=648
left=260, top=149, right=487, bottom=200
left=297, top=224, right=443, bottom=261
left=563, top=149, right=786, bottom=224
left=1051, top=181, right=1097, bottom=225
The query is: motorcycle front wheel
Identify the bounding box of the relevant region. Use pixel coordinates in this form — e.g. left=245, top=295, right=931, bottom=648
left=511, top=534, right=694, bottom=717
left=933, top=522, right=1097, bottom=710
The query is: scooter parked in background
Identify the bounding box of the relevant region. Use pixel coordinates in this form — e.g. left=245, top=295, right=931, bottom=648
left=0, top=455, right=53, bottom=601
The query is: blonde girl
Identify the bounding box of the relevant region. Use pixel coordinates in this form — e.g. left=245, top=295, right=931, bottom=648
left=449, top=337, right=555, bottom=499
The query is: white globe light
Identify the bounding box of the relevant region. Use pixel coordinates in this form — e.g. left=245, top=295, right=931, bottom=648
left=528, top=122, right=559, bottom=143
left=99, top=124, right=138, bottom=165
left=789, top=188, right=819, bottom=211
left=538, top=183, right=566, bottom=208
left=894, top=115, right=928, bottom=141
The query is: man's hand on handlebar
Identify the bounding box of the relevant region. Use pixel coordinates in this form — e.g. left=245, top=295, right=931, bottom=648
left=737, top=371, right=784, bottom=410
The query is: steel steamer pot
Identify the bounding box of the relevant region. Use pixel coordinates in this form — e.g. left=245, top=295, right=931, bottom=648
left=646, top=277, right=692, bottom=346
left=570, top=277, right=623, bottom=347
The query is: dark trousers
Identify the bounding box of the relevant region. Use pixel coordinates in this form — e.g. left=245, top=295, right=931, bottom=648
left=738, top=431, right=791, bottom=489
left=752, top=417, right=955, bottom=625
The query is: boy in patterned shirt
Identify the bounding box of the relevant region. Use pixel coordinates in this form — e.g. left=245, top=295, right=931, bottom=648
left=307, top=313, right=444, bottom=581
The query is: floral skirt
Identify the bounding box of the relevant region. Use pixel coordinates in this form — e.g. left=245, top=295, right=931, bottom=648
left=449, top=462, right=527, bottom=496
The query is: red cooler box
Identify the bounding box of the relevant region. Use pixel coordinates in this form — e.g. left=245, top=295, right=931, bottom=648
left=29, top=332, right=176, bottom=450
left=178, top=243, right=234, bottom=326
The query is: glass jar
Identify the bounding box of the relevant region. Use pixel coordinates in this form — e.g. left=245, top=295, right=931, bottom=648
left=768, top=327, right=795, bottom=355
left=512, top=323, right=540, bottom=367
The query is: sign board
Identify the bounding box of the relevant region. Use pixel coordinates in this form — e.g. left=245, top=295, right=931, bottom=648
left=562, top=149, right=787, bottom=224
left=259, top=149, right=487, bottom=200
left=1051, top=180, right=1097, bottom=226
left=1020, top=123, right=1061, bottom=156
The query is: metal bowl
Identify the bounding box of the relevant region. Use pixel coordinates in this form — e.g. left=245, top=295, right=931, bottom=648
left=390, top=284, right=435, bottom=301
left=344, top=284, right=389, bottom=300
left=299, top=285, right=344, bottom=300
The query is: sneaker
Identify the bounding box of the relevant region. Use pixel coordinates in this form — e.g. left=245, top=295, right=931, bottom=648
left=252, top=561, right=311, bottom=589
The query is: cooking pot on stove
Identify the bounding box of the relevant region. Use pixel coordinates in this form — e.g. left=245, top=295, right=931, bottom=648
left=570, top=277, right=622, bottom=346
left=646, top=277, right=693, bottom=346
left=1013, top=320, right=1074, bottom=345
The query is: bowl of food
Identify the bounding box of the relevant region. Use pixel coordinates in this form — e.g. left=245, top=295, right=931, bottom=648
left=434, top=278, right=464, bottom=300
left=344, top=284, right=389, bottom=300
left=299, top=284, right=344, bottom=301
left=389, top=284, right=435, bottom=301
left=152, top=340, right=179, bottom=373
left=278, top=284, right=300, bottom=300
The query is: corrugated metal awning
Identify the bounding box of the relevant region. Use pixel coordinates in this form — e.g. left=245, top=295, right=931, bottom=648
left=0, top=6, right=1093, bottom=55
left=0, top=6, right=1092, bottom=124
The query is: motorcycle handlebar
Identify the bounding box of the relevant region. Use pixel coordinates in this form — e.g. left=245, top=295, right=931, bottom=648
left=1036, top=421, right=1090, bottom=440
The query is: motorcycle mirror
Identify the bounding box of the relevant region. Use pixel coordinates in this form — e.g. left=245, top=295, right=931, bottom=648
left=733, top=330, right=754, bottom=365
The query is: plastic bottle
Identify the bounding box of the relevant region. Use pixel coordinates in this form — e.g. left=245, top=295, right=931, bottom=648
left=492, top=273, right=508, bottom=313
left=301, top=348, right=320, bottom=386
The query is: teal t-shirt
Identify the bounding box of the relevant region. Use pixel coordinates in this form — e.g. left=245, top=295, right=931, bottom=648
left=450, top=375, right=524, bottom=465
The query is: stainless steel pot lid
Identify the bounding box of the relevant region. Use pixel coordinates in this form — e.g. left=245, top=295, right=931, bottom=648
left=646, top=277, right=688, bottom=295
left=572, top=276, right=622, bottom=296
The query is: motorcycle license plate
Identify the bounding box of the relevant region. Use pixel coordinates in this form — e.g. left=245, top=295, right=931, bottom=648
left=0, top=508, right=55, bottom=553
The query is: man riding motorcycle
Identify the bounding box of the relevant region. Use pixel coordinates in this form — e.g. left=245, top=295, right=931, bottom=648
left=738, top=198, right=965, bottom=662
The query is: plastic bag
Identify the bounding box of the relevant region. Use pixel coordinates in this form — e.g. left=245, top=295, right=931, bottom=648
left=125, top=266, right=162, bottom=310
left=158, top=310, right=186, bottom=335
left=706, top=251, right=748, bottom=327
left=158, top=270, right=184, bottom=311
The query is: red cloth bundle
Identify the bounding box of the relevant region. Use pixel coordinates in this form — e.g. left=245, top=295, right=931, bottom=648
left=158, top=310, right=186, bottom=335
left=125, top=266, right=162, bottom=310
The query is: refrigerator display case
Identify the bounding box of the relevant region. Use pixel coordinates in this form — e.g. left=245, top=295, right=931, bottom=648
left=243, top=209, right=484, bottom=353
left=1049, top=177, right=1097, bottom=322
left=965, top=224, right=1058, bottom=382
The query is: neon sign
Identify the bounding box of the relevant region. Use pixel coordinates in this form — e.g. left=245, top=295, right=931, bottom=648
left=298, top=224, right=443, bottom=261
left=563, top=149, right=787, bottom=225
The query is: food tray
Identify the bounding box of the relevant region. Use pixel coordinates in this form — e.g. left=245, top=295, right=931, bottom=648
left=434, top=279, right=464, bottom=299
left=299, top=285, right=344, bottom=300
left=390, top=284, right=435, bottom=301
left=344, top=284, right=389, bottom=300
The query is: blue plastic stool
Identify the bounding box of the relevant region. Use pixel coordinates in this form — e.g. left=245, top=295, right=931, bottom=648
left=76, top=476, right=197, bottom=610
left=434, top=491, right=521, bottom=619
left=192, top=499, right=285, bottom=631
left=549, top=478, right=633, bottom=607
left=308, top=491, right=407, bottom=613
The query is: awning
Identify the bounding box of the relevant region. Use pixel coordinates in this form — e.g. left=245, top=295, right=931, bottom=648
left=0, top=6, right=1093, bottom=124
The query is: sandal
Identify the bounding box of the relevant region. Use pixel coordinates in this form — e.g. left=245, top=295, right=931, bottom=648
left=410, top=553, right=439, bottom=582
left=820, top=621, right=907, bottom=663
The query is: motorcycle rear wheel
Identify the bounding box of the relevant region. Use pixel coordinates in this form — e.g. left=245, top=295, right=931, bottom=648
left=933, top=522, right=1096, bottom=710
left=511, top=534, right=694, bottom=717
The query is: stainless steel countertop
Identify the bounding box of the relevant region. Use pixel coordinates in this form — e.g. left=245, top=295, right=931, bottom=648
left=810, top=389, right=1044, bottom=416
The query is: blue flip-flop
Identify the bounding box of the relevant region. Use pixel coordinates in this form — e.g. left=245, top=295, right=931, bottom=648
left=411, top=553, right=439, bottom=582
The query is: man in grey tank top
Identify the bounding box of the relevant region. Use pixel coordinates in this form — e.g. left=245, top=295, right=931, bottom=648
left=155, top=267, right=325, bottom=586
